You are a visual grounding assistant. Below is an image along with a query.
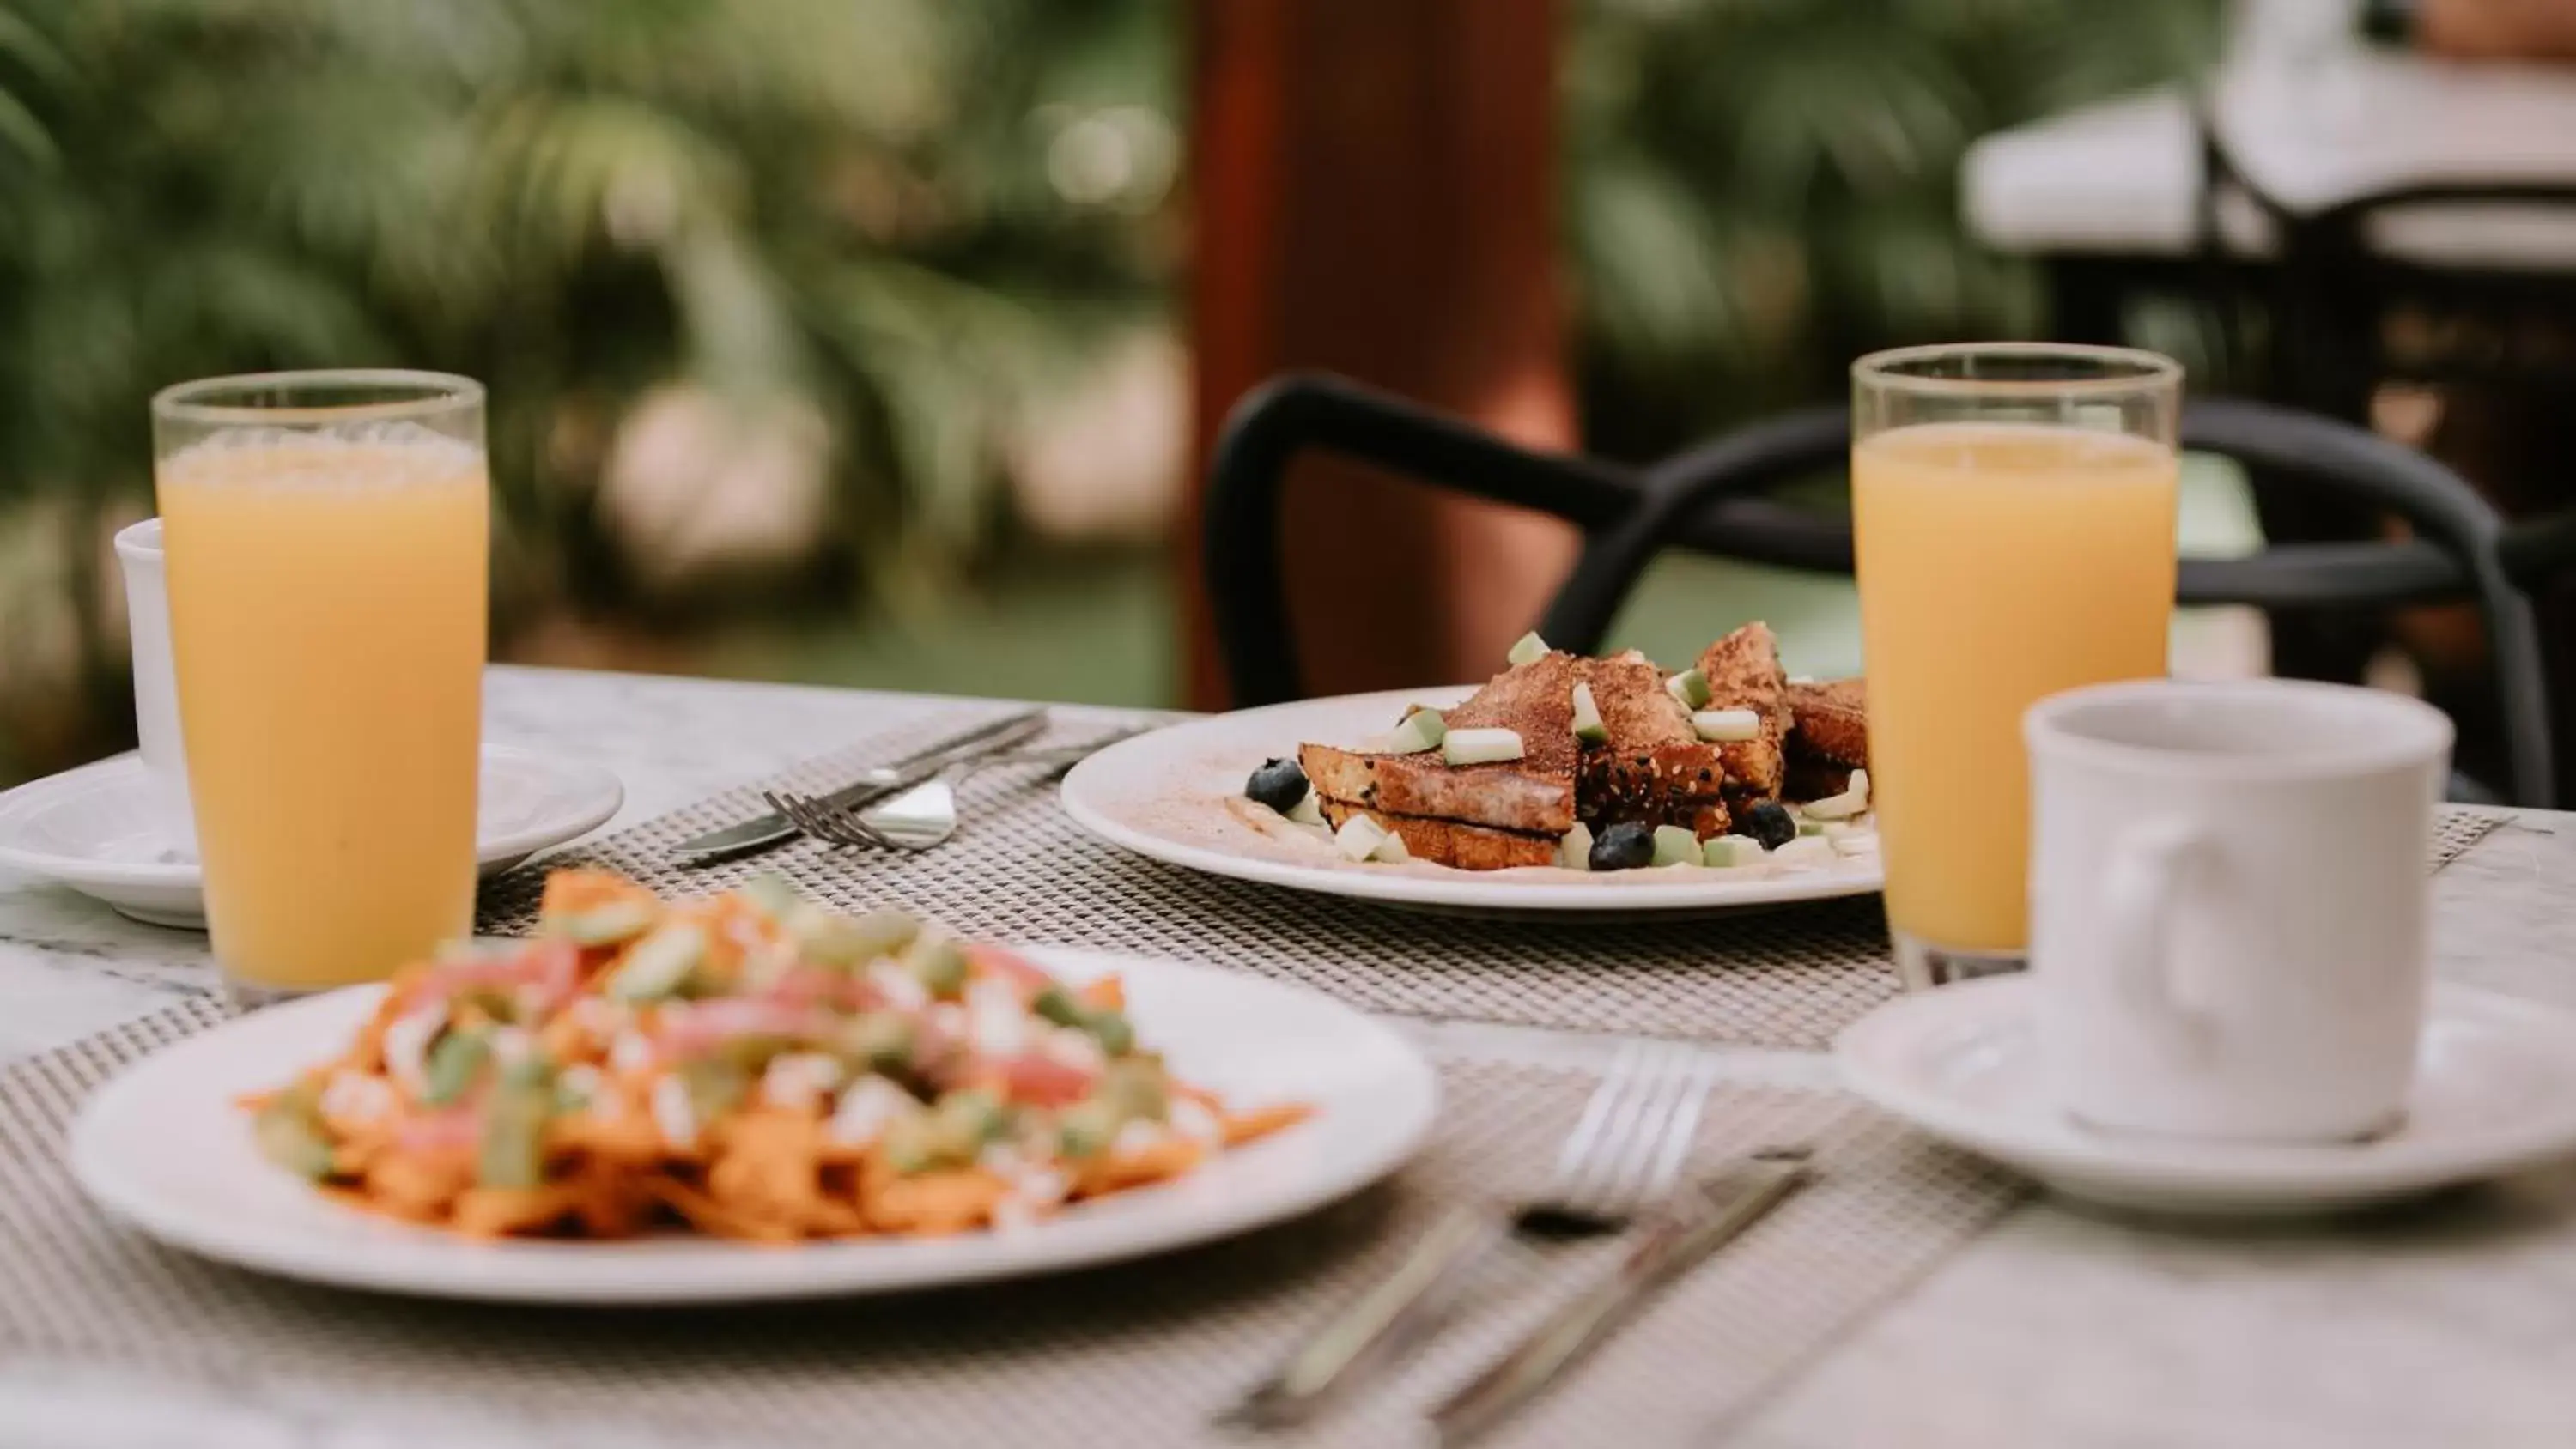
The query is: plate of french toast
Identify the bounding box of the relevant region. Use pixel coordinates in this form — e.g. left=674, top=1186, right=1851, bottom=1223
left=1059, top=622, right=1879, bottom=915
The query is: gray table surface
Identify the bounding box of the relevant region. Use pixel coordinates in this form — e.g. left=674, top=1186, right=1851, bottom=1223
left=4, top=665, right=2572, bottom=1449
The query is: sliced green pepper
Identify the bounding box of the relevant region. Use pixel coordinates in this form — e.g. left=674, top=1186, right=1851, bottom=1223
left=907, top=937, right=970, bottom=1000
left=1084, top=1009, right=1136, bottom=1059
left=476, top=1059, right=556, bottom=1190
left=1054, top=1099, right=1123, bottom=1161
left=880, top=1112, right=946, bottom=1175
left=933, top=1088, right=1009, bottom=1156
left=1030, top=985, right=1084, bottom=1028
left=796, top=906, right=920, bottom=968
left=419, top=1028, right=491, bottom=1106
left=252, top=1085, right=337, bottom=1180
left=605, top=923, right=707, bottom=1002
left=546, top=900, right=658, bottom=948
left=734, top=873, right=804, bottom=921
left=1099, top=1058, right=1169, bottom=1122
left=841, top=1012, right=914, bottom=1076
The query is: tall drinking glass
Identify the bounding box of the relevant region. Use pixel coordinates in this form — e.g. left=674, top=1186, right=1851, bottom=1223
left=153, top=371, right=489, bottom=998
left=1851, top=344, right=2181, bottom=988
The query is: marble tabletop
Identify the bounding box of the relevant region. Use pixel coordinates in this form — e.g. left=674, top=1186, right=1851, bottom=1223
left=6, top=665, right=2574, bottom=1449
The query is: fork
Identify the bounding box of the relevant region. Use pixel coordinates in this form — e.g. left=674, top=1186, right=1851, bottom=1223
left=766, top=726, right=1148, bottom=853
left=1223, top=1040, right=1721, bottom=1429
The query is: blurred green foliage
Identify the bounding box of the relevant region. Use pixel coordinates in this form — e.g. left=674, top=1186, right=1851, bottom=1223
left=1570, top=0, right=2224, bottom=455
left=0, top=0, right=1172, bottom=568
left=0, top=0, right=2223, bottom=781
left=0, top=0, right=1176, bottom=776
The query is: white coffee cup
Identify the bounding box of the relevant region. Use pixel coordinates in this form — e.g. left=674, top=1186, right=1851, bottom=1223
left=2023, top=678, right=2452, bottom=1143
left=113, top=518, right=195, bottom=840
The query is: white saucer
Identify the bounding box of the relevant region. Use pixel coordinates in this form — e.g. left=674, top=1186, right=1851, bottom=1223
left=1835, top=975, right=2576, bottom=1216
left=0, top=747, right=623, bottom=929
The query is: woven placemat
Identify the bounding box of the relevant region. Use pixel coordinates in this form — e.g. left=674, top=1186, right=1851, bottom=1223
left=480, top=706, right=1899, bottom=1049
left=2430, top=807, right=2512, bottom=873
left=2, top=1003, right=2019, bottom=1449
left=476, top=705, right=2518, bottom=1052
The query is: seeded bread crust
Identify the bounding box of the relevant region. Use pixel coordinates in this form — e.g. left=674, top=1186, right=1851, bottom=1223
left=1575, top=652, right=1730, bottom=835
left=1299, top=652, right=1583, bottom=836
left=1291, top=632, right=1807, bottom=871
left=1695, top=623, right=1790, bottom=800
left=1315, top=797, right=1561, bottom=870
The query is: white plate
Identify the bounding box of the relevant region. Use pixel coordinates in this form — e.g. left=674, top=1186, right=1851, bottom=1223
left=1059, top=687, right=1882, bottom=918
left=71, top=945, right=1436, bottom=1302
left=1835, top=975, right=2576, bottom=1216
left=0, top=747, right=623, bottom=929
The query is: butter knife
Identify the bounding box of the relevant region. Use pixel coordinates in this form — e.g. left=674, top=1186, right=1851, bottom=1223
left=1430, top=1149, right=1813, bottom=1447
left=667, top=709, right=1048, bottom=865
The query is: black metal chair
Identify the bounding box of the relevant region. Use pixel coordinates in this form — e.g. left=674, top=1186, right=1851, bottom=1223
left=1204, top=372, right=2561, bottom=807
left=2190, top=108, right=2576, bottom=693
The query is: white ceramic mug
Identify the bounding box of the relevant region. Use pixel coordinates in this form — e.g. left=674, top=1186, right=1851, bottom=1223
left=113, top=518, right=194, bottom=840
left=2024, top=679, right=2452, bottom=1143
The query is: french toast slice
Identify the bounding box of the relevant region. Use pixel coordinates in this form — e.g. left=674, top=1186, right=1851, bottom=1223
left=1783, top=759, right=1854, bottom=803
left=1297, top=652, right=1582, bottom=836
left=1785, top=677, right=1867, bottom=767
left=1695, top=623, right=1790, bottom=801
left=1576, top=651, right=1731, bottom=837
left=1315, top=797, right=1559, bottom=870
left=1783, top=676, right=1865, bottom=802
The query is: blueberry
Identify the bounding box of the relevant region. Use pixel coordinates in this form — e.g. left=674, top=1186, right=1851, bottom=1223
left=1742, top=800, right=1797, bottom=851
left=1245, top=757, right=1309, bottom=814
left=1588, top=821, right=1657, bottom=871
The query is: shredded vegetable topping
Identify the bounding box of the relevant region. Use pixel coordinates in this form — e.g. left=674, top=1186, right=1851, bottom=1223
left=240, top=870, right=1310, bottom=1241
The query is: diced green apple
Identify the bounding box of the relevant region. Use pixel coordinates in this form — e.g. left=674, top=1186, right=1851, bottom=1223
left=1571, top=682, right=1608, bottom=745
left=1334, top=814, right=1390, bottom=862
left=1690, top=708, right=1759, bottom=743
left=1702, top=834, right=1765, bottom=868
left=1443, top=728, right=1526, bottom=767
left=1380, top=712, right=1442, bottom=755
left=1650, top=825, right=1700, bottom=867
left=1557, top=822, right=1595, bottom=870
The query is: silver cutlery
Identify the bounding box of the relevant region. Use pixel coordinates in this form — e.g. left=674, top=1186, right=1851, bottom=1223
left=666, top=710, right=1048, bottom=865
left=1431, top=1147, right=1813, bottom=1446
left=1224, top=1041, right=1721, bottom=1430
left=769, top=724, right=1153, bottom=853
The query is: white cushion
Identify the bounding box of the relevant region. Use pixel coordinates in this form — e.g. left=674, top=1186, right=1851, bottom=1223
left=1965, top=55, right=2576, bottom=270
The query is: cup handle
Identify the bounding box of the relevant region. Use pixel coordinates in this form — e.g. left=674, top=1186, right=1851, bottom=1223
left=2100, top=815, right=2217, bottom=1059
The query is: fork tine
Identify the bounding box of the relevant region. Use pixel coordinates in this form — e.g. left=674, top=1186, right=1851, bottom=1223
left=764, top=790, right=825, bottom=840
left=768, top=790, right=872, bottom=850
left=1558, top=1044, right=1676, bottom=1218
left=1643, top=1050, right=1721, bottom=1198
left=763, top=790, right=805, bottom=829
left=1586, top=1044, right=1692, bottom=1216
left=1548, top=1042, right=1645, bottom=1190
left=809, top=790, right=890, bottom=847
left=1563, top=1042, right=1719, bottom=1221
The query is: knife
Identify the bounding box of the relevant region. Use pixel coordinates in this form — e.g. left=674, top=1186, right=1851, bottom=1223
left=667, top=709, right=1048, bottom=865
left=1430, top=1149, right=1812, bottom=1447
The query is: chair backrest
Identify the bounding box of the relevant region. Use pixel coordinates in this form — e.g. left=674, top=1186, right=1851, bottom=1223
left=2194, top=104, right=2576, bottom=409
left=1204, top=373, right=2559, bottom=804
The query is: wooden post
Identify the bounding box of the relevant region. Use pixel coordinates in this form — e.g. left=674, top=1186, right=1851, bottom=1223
left=1182, top=0, right=1575, bottom=708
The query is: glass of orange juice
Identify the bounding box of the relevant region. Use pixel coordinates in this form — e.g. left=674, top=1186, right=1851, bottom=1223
left=1852, top=343, right=2181, bottom=990
left=152, top=371, right=489, bottom=999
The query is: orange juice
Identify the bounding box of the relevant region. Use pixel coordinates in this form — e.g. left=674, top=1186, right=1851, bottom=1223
left=160, top=436, right=489, bottom=989
left=1853, top=421, right=2178, bottom=953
